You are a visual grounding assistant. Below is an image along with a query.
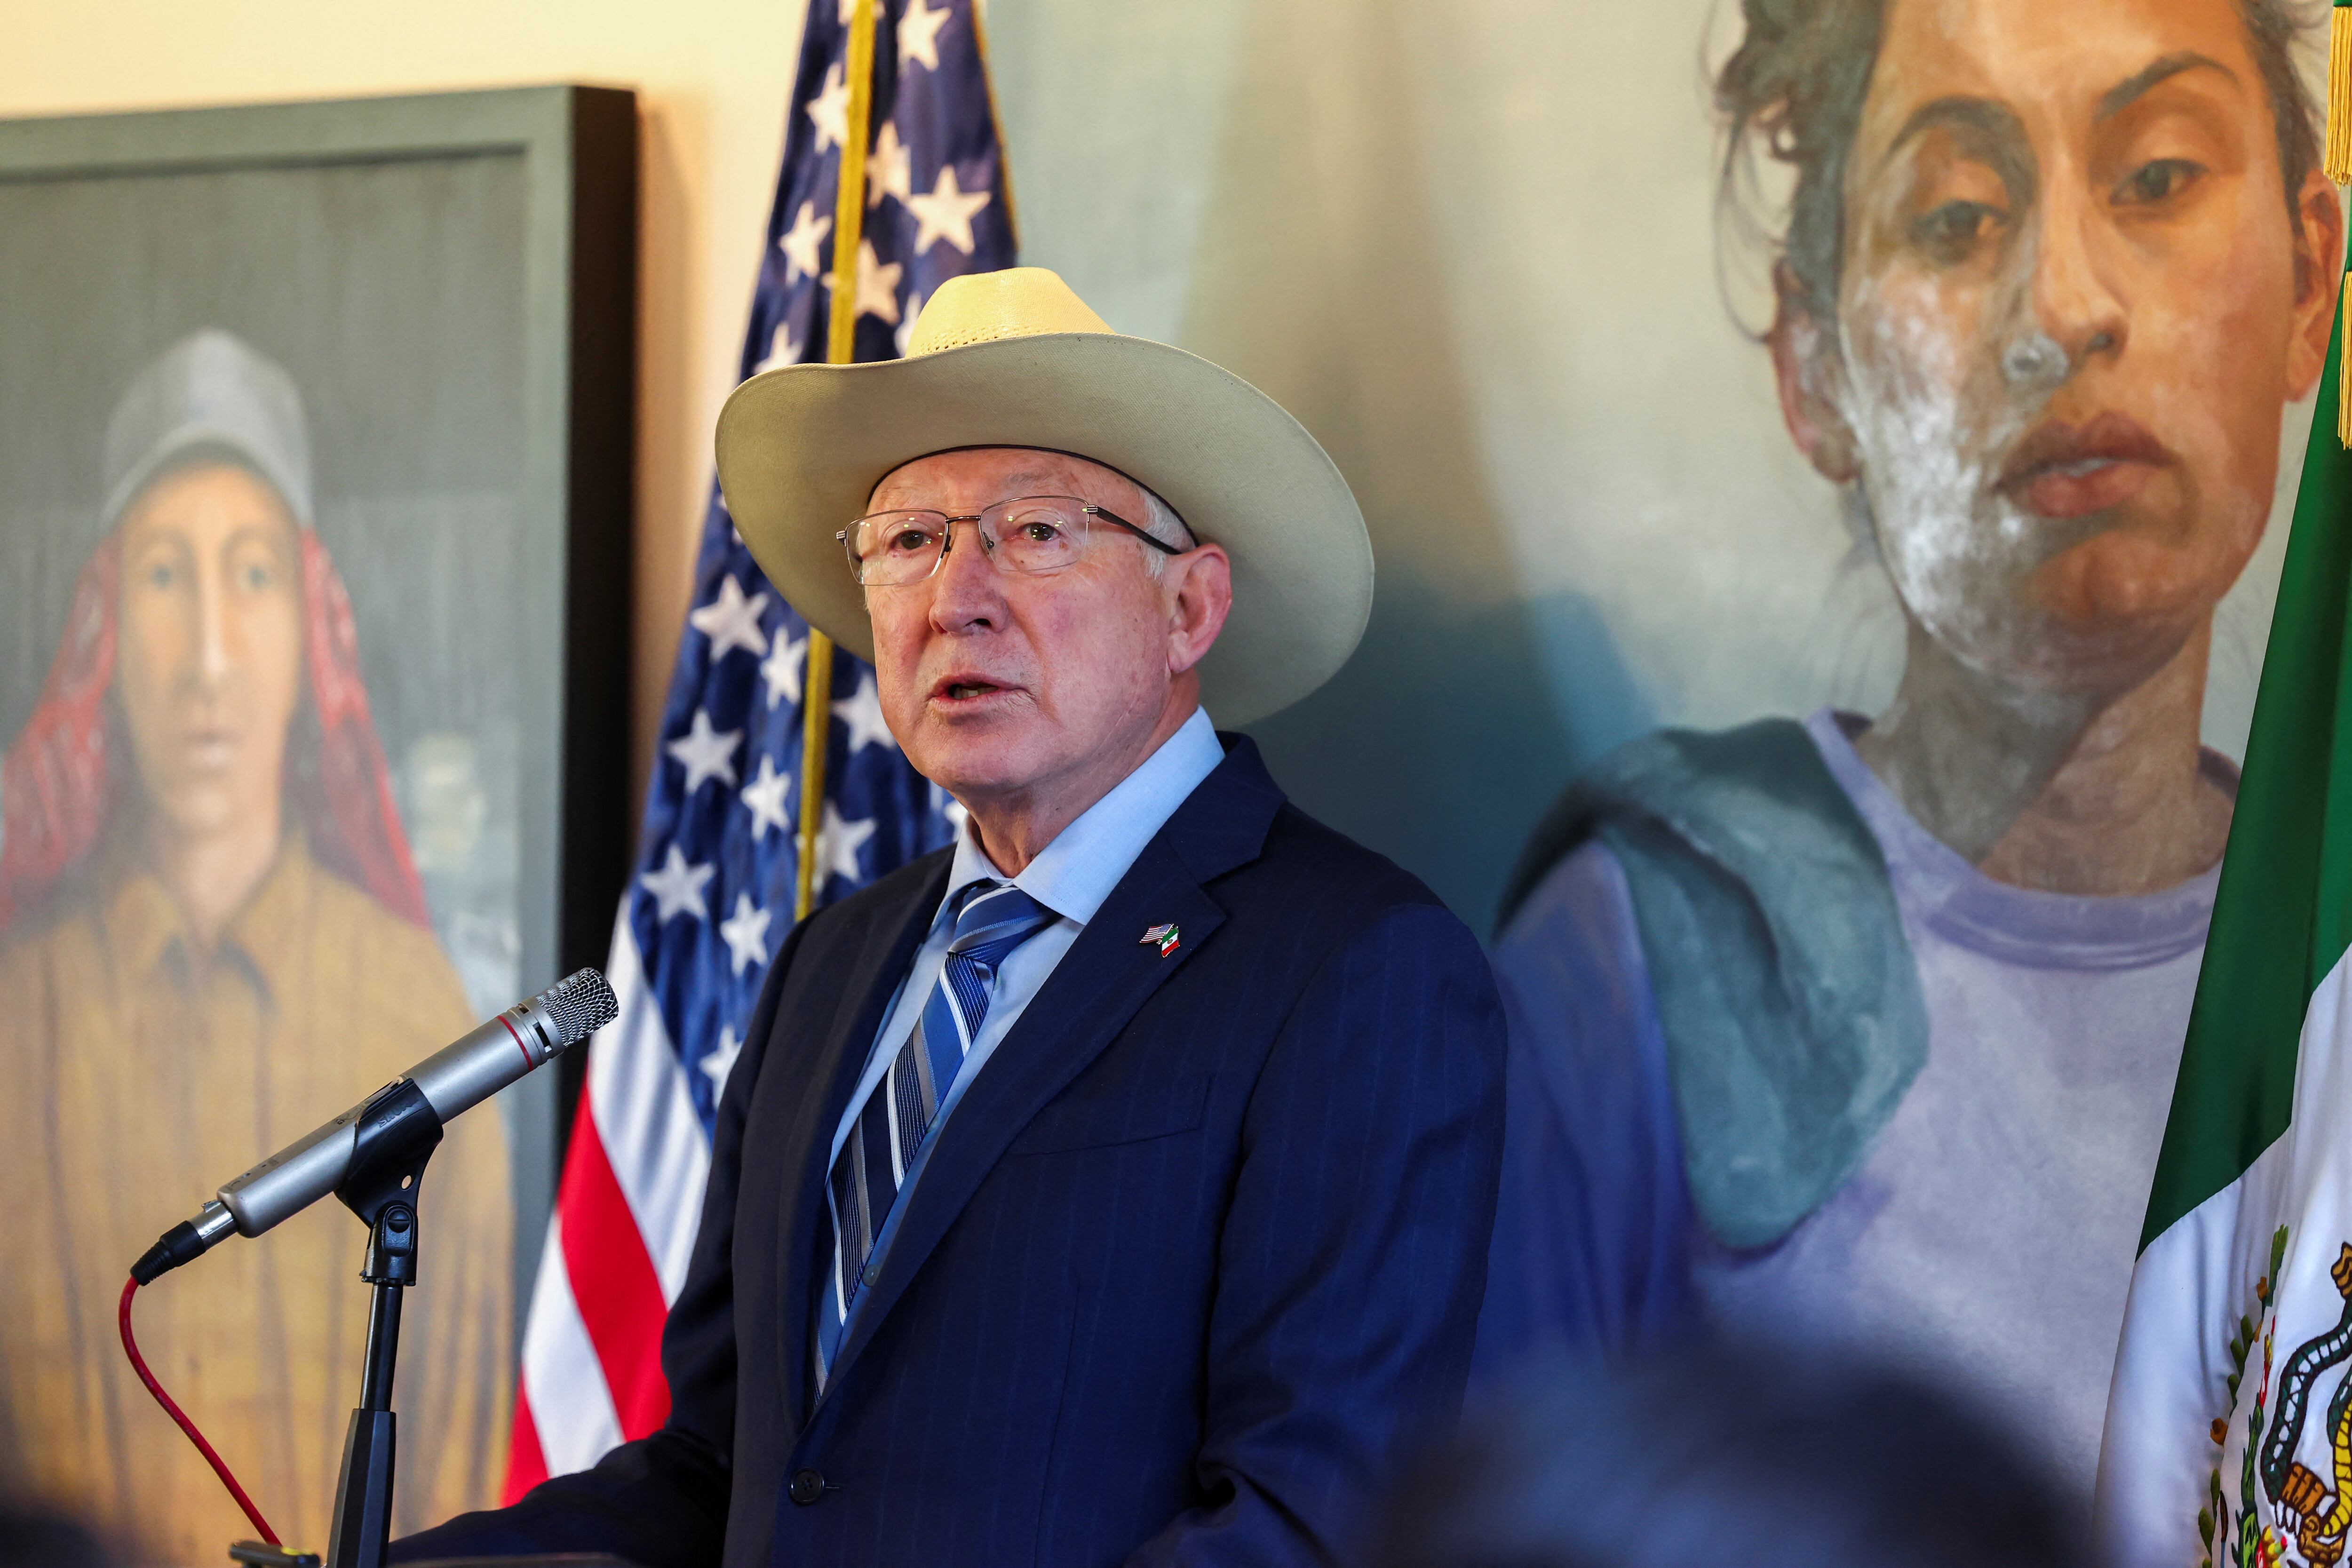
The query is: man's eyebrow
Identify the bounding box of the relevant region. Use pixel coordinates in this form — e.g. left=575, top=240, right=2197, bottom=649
left=2096, top=52, right=2237, bottom=122
left=227, top=522, right=297, bottom=554
left=1880, top=96, right=2026, bottom=170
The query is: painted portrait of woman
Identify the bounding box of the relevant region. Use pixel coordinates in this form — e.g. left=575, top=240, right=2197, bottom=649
left=0, top=330, right=511, bottom=1560
left=1478, top=0, right=2343, bottom=1507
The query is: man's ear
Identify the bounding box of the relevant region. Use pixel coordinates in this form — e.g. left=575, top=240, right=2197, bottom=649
left=1165, top=544, right=1232, bottom=677
left=1767, top=261, right=1861, bottom=484
left=2284, top=169, right=2344, bottom=404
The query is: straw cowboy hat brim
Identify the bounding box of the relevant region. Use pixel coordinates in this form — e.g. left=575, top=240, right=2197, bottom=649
left=713, top=272, right=1371, bottom=726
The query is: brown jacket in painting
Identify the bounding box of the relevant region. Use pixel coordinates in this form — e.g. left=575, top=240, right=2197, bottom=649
left=0, top=832, right=511, bottom=1562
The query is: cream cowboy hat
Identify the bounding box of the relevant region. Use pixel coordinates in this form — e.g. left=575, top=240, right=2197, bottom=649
left=713, top=267, right=1371, bottom=725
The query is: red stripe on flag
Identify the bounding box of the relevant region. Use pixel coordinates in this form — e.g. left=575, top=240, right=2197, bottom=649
left=559, top=1081, right=675, bottom=1439
left=500, top=1383, right=551, bottom=1504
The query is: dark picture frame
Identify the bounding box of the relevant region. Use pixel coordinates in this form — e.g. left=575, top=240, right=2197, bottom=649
left=0, top=84, right=637, bottom=1326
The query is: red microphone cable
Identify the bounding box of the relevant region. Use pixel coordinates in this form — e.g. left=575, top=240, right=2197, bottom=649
left=118, top=1276, right=283, bottom=1546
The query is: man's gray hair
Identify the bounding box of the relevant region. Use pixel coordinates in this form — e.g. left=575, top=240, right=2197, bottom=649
left=1137, top=484, right=1193, bottom=578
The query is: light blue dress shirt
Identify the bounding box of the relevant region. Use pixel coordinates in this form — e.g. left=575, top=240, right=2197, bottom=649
left=823, top=705, right=1226, bottom=1277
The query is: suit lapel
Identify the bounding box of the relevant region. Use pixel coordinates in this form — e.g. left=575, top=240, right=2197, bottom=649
left=773, top=856, right=951, bottom=1426
left=814, top=739, right=1286, bottom=1400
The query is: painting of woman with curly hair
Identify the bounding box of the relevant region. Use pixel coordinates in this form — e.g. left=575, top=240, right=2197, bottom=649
left=1479, top=0, right=2343, bottom=1506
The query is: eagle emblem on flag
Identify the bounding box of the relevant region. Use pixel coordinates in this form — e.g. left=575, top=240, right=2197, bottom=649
left=2188, top=1230, right=2352, bottom=1568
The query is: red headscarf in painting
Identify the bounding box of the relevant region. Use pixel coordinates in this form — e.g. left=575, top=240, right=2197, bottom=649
left=0, top=330, right=430, bottom=932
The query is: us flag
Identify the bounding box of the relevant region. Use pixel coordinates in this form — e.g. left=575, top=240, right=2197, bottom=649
left=502, top=0, right=1017, bottom=1494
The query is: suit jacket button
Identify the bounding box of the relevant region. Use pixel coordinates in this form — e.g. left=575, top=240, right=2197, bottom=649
left=788, top=1468, right=826, bottom=1506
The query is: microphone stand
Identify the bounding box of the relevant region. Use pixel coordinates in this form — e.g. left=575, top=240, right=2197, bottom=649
left=321, top=1078, right=445, bottom=1568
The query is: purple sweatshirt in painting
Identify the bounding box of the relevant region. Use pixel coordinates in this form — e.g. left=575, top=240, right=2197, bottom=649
left=1478, top=708, right=2233, bottom=1500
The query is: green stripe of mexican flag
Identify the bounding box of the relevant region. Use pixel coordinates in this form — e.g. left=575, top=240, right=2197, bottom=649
left=2097, top=289, right=2352, bottom=1568
left=2142, top=310, right=2352, bottom=1256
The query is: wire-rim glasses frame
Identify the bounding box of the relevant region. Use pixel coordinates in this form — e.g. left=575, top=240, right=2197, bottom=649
left=837, top=493, right=1186, bottom=587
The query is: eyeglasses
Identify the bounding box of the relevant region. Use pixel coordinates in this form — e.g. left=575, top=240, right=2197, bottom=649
left=838, top=494, right=1187, bottom=587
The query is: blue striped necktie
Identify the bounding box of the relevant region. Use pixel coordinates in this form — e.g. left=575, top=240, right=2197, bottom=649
left=816, top=880, right=1059, bottom=1378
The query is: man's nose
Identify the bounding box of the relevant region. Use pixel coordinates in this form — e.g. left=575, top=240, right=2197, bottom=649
left=926, top=517, right=1006, bottom=632
left=191, top=556, right=233, bottom=689
left=2025, top=178, right=2129, bottom=374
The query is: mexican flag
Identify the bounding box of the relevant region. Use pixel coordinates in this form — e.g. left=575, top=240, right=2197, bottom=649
left=2096, top=298, right=2352, bottom=1568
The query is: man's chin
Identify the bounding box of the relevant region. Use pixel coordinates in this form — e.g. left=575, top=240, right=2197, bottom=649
left=142, top=782, right=262, bottom=846
left=906, top=727, right=1052, bottom=801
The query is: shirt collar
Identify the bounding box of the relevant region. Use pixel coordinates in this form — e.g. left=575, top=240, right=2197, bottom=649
left=944, top=705, right=1224, bottom=928
left=98, top=828, right=317, bottom=1000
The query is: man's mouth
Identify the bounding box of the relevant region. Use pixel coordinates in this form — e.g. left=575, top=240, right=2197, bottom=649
left=930, top=675, right=1016, bottom=705
left=1997, top=412, right=2172, bottom=520
left=182, top=725, right=241, bottom=771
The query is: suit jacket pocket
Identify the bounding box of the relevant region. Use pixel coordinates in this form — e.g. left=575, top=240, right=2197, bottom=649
left=1009, top=1073, right=1212, bottom=1156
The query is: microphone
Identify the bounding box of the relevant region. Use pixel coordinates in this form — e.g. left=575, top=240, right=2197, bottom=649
left=132, top=969, right=619, bottom=1283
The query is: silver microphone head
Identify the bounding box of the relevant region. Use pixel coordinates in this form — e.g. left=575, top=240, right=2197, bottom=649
left=536, top=968, right=620, bottom=1046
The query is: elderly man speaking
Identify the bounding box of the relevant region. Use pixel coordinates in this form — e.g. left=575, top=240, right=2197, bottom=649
left=397, top=269, right=1505, bottom=1565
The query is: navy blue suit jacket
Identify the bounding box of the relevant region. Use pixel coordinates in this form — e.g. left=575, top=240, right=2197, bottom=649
left=398, top=737, right=1504, bottom=1566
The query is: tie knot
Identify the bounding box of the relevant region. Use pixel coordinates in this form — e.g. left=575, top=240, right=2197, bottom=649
left=948, top=882, right=1057, bottom=959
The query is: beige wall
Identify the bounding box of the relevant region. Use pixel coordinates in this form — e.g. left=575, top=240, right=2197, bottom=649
left=0, top=0, right=810, bottom=820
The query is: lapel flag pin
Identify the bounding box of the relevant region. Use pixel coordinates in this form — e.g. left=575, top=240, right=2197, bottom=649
left=1141, top=922, right=1180, bottom=957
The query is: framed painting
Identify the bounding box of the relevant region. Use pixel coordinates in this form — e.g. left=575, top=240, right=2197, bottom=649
left=0, top=85, right=635, bottom=1557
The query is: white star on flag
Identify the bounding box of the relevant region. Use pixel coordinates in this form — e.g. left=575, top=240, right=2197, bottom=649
left=820, top=798, right=880, bottom=887
left=905, top=166, right=991, bottom=256
left=702, top=1026, right=745, bottom=1095
left=719, top=893, right=773, bottom=976
left=762, top=629, right=807, bottom=710
left=854, top=240, right=904, bottom=324
left=741, top=754, right=793, bottom=840
left=867, top=120, right=912, bottom=209
left=807, top=62, right=851, bottom=154
left=755, top=319, right=803, bottom=373
left=898, top=0, right=953, bottom=71
left=687, top=576, right=770, bottom=661
left=778, top=201, right=832, bottom=285
left=833, top=669, right=896, bottom=753
left=667, top=708, right=741, bottom=793
left=639, top=844, right=715, bottom=923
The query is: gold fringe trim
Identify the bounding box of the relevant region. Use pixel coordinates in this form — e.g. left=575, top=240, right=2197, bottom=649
left=2335, top=5, right=2352, bottom=447
left=2328, top=4, right=2352, bottom=186
left=2339, top=287, right=2351, bottom=450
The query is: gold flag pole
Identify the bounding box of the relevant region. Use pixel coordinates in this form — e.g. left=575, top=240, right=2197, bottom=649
left=797, top=0, right=879, bottom=919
